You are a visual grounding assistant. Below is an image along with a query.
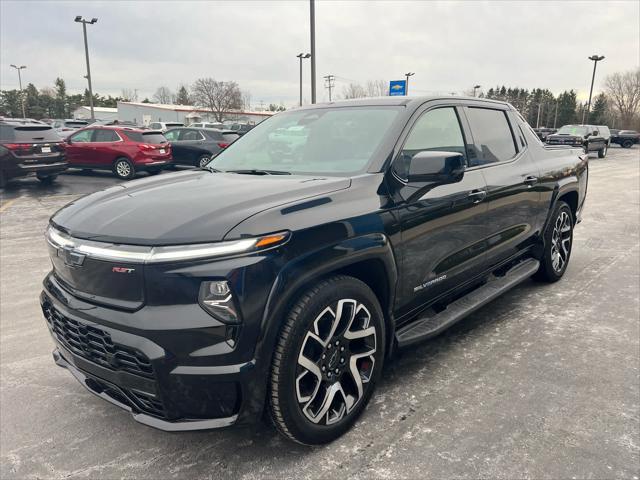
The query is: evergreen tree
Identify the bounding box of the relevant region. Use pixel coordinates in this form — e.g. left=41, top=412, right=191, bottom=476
left=54, top=78, right=67, bottom=117
left=175, top=85, right=192, bottom=105
left=589, top=93, right=608, bottom=125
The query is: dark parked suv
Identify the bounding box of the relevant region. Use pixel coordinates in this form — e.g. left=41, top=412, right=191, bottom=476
left=610, top=130, right=639, bottom=148
left=41, top=97, right=588, bottom=444
left=0, top=121, right=68, bottom=187
left=546, top=124, right=608, bottom=157
left=164, top=127, right=239, bottom=167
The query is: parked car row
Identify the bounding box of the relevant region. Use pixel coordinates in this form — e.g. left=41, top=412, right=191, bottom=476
left=0, top=120, right=242, bottom=186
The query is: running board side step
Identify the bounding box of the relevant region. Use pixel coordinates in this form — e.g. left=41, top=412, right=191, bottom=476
left=396, top=259, right=540, bottom=348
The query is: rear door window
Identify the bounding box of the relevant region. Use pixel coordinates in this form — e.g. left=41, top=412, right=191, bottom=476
left=465, top=108, right=517, bottom=166
left=179, top=130, right=204, bottom=141
left=93, top=129, right=120, bottom=142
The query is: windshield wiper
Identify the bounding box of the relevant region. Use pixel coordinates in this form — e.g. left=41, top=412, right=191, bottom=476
left=202, top=165, right=222, bottom=172
left=226, top=169, right=291, bottom=175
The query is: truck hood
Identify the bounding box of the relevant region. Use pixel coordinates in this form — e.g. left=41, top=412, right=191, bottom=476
left=52, top=170, right=351, bottom=245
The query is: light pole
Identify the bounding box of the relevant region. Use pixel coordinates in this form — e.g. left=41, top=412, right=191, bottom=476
left=9, top=64, right=27, bottom=118
left=309, top=0, right=316, bottom=104
left=296, top=53, right=311, bottom=106
left=583, top=54, right=605, bottom=124
left=473, top=84, right=481, bottom=97
left=405, top=72, right=415, bottom=96
left=75, top=16, right=98, bottom=120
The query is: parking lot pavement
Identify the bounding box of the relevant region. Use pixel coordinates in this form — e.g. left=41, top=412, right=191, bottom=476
left=1, top=146, right=639, bottom=479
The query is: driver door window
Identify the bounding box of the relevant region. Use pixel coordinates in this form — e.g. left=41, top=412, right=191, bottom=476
left=395, top=107, right=467, bottom=179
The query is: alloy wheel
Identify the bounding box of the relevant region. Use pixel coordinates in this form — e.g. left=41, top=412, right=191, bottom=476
left=116, top=161, right=131, bottom=177
left=296, top=299, right=376, bottom=426
left=550, top=211, right=571, bottom=273
left=199, top=156, right=210, bottom=168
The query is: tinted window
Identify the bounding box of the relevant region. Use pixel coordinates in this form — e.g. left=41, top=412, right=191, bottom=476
left=150, top=123, right=161, bottom=129
left=395, top=107, right=466, bottom=178
left=7, top=126, right=59, bottom=142
left=203, top=130, right=222, bottom=140
left=0, top=125, right=14, bottom=141
left=164, top=129, right=180, bottom=141
left=70, top=129, right=93, bottom=143
left=93, top=129, right=120, bottom=142
left=180, top=130, right=204, bottom=141
left=466, top=108, right=517, bottom=165
left=125, top=131, right=167, bottom=144
left=65, top=121, right=88, bottom=128
left=166, top=123, right=183, bottom=128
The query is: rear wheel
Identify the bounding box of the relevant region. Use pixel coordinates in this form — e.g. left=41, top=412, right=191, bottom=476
left=534, top=201, right=573, bottom=282
left=197, top=154, right=210, bottom=168
left=622, top=139, right=633, bottom=148
left=37, top=173, right=57, bottom=185
left=269, top=275, right=385, bottom=445
left=113, top=158, right=135, bottom=180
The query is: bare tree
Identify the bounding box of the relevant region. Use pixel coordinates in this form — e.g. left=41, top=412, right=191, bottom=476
left=365, top=79, right=388, bottom=97
left=152, top=86, right=175, bottom=104
left=192, top=78, right=242, bottom=122
left=242, top=90, right=252, bottom=111
left=121, top=89, right=138, bottom=102
left=342, top=83, right=366, bottom=99
left=604, top=69, right=640, bottom=129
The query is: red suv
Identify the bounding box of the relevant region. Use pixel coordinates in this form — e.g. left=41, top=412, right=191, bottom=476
left=64, top=126, right=172, bottom=179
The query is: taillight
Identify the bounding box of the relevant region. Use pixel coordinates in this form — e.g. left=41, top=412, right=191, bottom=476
left=217, top=142, right=229, bottom=148
left=138, top=143, right=155, bottom=151
left=4, top=143, right=32, bottom=152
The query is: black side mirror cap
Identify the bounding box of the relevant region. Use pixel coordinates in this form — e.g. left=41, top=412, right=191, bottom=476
left=407, top=151, right=466, bottom=184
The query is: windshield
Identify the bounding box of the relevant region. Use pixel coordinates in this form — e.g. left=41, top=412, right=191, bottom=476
left=211, top=106, right=401, bottom=175
left=557, top=125, right=588, bottom=136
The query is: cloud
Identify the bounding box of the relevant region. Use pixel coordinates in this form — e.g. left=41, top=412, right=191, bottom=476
left=1, top=0, right=638, bottom=107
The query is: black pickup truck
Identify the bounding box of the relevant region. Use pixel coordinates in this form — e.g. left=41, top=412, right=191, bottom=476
left=41, top=97, right=588, bottom=445
left=546, top=124, right=608, bottom=157
left=610, top=130, right=639, bottom=148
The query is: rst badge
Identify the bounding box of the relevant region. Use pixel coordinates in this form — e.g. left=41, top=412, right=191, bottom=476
left=112, top=267, right=135, bottom=274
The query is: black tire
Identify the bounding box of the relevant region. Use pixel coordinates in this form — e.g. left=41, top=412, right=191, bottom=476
left=269, top=275, right=385, bottom=445
left=598, top=143, right=608, bottom=158
left=147, top=168, right=162, bottom=176
left=37, top=173, right=57, bottom=185
left=534, top=201, right=574, bottom=282
left=0, top=170, right=7, bottom=189
left=622, top=139, right=633, bottom=148
left=112, top=157, right=136, bottom=180
left=196, top=154, right=211, bottom=168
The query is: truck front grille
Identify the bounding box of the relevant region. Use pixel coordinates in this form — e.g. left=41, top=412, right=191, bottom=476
left=42, top=298, right=154, bottom=379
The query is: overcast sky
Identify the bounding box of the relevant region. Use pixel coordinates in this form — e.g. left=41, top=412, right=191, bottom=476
left=1, top=0, right=638, bottom=107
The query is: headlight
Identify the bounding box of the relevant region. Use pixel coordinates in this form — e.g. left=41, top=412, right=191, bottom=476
left=199, top=280, right=240, bottom=324
left=45, top=226, right=290, bottom=263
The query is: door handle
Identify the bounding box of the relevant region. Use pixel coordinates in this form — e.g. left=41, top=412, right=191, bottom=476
left=468, top=189, right=487, bottom=203
left=523, top=175, right=538, bottom=186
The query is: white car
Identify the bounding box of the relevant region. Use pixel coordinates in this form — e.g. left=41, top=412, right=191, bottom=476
left=148, top=121, right=184, bottom=132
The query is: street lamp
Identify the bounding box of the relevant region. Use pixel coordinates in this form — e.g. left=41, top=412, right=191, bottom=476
left=584, top=54, right=605, bottom=124
left=296, top=53, right=311, bottom=107
left=9, top=64, right=27, bottom=118
left=473, top=84, right=481, bottom=97
left=405, top=72, right=415, bottom=96
left=75, top=16, right=98, bottom=120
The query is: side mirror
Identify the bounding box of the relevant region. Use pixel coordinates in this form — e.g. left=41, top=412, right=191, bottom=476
left=592, top=130, right=598, bottom=136
left=64, top=138, right=72, bottom=145
left=407, top=151, right=465, bottom=184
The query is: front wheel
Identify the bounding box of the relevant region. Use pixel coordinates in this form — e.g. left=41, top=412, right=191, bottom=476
left=598, top=143, right=608, bottom=158
left=269, top=275, right=385, bottom=445
left=113, top=158, right=136, bottom=180
left=534, top=201, right=574, bottom=282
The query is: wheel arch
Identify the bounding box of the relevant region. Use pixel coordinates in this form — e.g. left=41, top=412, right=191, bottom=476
left=255, top=234, right=399, bottom=369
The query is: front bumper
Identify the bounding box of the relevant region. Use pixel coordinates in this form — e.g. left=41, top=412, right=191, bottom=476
left=41, top=274, right=268, bottom=431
